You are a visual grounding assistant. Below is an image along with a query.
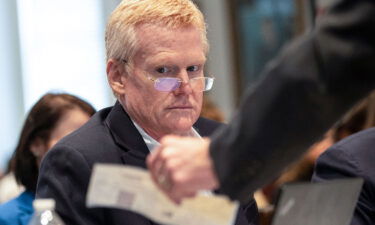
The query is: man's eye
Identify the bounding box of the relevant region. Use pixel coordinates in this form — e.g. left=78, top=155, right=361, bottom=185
left=156, top=67, right=169, bottom=73
left=187, top=65, right=199, bottom=72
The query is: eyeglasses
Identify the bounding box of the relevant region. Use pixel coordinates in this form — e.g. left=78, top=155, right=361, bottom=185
left=120, top=59, right=214, bottom=92
left=146, top=76, right=214, bottom=92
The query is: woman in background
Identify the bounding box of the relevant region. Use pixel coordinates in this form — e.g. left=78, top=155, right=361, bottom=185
left=0, top=93, right=95, bottom=225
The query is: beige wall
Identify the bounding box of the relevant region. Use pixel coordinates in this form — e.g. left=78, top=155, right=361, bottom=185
left=196, top=0, right=237, bottom=120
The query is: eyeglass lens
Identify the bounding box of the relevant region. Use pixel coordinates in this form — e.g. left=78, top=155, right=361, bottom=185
left=154, top=77, right=213, bottom=92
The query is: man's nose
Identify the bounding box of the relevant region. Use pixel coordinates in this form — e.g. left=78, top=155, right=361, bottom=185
left=173, top=72, right=193, bottom=95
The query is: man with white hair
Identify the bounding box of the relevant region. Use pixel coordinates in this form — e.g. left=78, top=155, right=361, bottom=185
left=36, top=0, right=259, bottom=224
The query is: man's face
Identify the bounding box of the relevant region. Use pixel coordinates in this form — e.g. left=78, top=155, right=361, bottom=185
left=122, top=24, right=206, bottom=140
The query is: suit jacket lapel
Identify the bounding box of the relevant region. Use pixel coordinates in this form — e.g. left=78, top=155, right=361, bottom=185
left=105, top=101, right=149, bottom=169
left=105, top=102, right=159, bottom=225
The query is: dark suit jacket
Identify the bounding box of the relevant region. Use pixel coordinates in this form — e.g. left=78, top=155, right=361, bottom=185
left=36, top=102, right=259, bottom=225
left=209, top=0, right=375, bottom=201
left=312, top=127, right=375, bottom=225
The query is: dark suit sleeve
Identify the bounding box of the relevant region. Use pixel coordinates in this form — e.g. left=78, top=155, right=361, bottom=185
left=36, top=145, right=104, bottom=225
left=312, top=147, right=375, bottom=225
left=209, top=0, right=375, bottom=201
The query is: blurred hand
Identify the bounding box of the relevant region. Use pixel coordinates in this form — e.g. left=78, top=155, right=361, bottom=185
left=147, top=135, right=219, bottom=204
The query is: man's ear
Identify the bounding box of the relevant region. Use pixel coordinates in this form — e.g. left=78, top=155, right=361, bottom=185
left=107, top=59, right=127, bottom=95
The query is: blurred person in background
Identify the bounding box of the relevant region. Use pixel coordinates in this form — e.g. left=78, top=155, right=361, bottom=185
left=313, top=91, right=375, bottom=225
left=313, top=128, right=375, bottom=225
left=256, top=90, right=375, bottom=225
left=0, top=93, right=95, bottom=225
left=201, top=95, right=225, bottom=123
left=36, top=0, right=259, bottom=225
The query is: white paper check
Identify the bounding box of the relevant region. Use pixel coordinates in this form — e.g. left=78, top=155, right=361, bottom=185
left=86, top=164, right=239, bottom=225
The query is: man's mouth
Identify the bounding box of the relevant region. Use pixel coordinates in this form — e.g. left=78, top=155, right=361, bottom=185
left=167, top=106, right=193, bottom=110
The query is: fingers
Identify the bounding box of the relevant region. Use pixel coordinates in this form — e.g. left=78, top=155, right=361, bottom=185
left=147, top=143, right=162, bottom=172
left=159, top=135, right=184, bottom=145
left=148, top=142, right=178, bottom=202
left=147, top=141, right=168, bottom=185
left=156, top=172, right=173, bottom=192
left=146, top=135, right=215, bottom=204
left=147, top=143, right=186, bottom=203
left=147, top=135, right=182, bottom=182
left=147, top=135, right=179, bottom=178
left=169, top=189, right=197, bottom=204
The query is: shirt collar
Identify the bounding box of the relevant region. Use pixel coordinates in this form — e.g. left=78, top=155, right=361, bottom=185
left=131, top=119, right=201, bottom=152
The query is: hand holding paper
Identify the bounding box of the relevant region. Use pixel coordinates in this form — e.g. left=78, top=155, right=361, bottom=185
left=86, top=164, right=239, bottom=225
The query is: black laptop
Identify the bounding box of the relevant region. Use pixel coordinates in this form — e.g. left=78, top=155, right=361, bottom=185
left=270, top=178, right=363, bottom=225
